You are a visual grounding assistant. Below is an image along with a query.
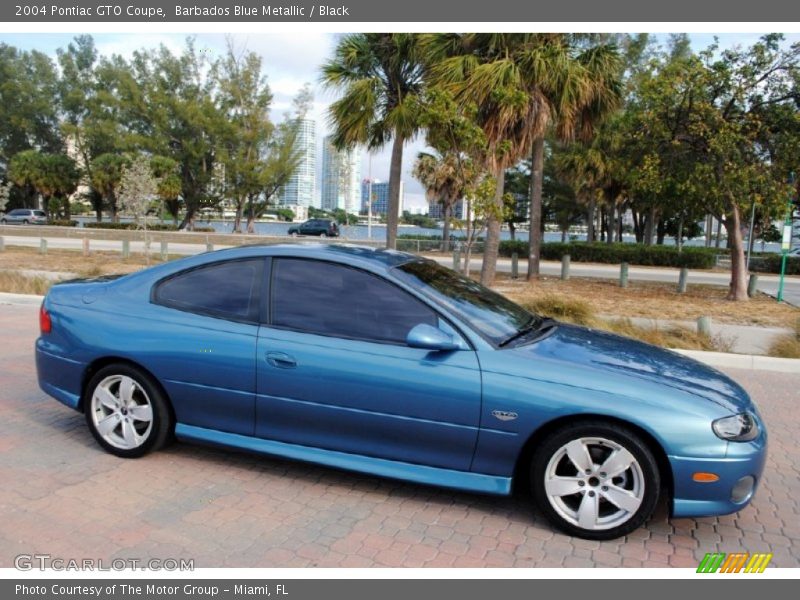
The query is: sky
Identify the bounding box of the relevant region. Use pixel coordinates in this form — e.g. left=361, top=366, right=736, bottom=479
left=2, top=32, right=799, bottom=212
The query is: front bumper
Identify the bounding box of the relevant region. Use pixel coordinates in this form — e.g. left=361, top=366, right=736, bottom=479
left=669, top=434, right=767, bottom=518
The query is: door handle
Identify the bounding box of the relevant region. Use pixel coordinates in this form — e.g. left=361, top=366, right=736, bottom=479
left=265, top=351, right=297, bottom=369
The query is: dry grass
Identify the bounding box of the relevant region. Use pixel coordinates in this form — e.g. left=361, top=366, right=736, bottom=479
left=603, top=318, right=732, bottom=352
left=0, top=271, right=53, bottom=295
left=767, top=320, right=800, bottom=359
left=497, top=274, right=799, bottom=329
left=520, top=295, right=594, bottom=325
left=517, top=293, right=730, bottom=352
left=0, top=245, right=168, bottom=278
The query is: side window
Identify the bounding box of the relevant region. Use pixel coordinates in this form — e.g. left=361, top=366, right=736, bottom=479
left=271, top=258, right=438, bottom=344
left=154, top=259, right=263, bottom=322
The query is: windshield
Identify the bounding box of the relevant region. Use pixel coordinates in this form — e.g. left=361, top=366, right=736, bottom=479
left=394, top=260, right=540, bottom=346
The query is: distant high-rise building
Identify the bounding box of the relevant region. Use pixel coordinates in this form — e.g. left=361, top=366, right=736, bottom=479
left=428, top=198, right=470, bottom=220
left=321, top=136, right=361, bottom=214
left=279, top=118, right=316, bottom=208
left=361, top=180, right=404, bottom=216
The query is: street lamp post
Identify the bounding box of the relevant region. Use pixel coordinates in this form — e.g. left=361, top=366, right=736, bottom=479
left=777, top=172, right=796, bottom=303
left=367, top=153, right=373, bottom=241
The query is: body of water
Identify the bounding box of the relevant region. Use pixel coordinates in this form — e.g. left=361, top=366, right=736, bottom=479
left=72, top=217, right=783, bottom=253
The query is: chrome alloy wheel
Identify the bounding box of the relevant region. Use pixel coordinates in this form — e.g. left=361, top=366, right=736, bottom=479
left=543, top=436, right=645, bottom=531
left=90, top=375, right=154, bottom=450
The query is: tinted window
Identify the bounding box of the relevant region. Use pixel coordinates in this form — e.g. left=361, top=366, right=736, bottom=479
left=155, top=259, right=263, bottom=321
left=34, top=211, right=46, bottom=216
left=394, top=260, right=540, bottom=346
left=272, top=258, right=437, bottom=344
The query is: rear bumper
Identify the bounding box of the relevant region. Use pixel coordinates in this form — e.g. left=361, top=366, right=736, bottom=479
left=669, top=436, right=767, bottom=518
left=35, top=343, right=84, bottom=410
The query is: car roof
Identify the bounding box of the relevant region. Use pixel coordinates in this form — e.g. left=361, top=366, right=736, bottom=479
left=116, top=243, right=422, bottom=288
left=240, top=243, right=415, bottom=268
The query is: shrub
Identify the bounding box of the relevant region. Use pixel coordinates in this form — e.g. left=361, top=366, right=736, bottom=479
left=519, top=295, right=595, bottom=326
left=767, top=319, right=800, bottom=359
left=499, top=241, right=718, bottom=269
left=749, top=255, right=800, bottom=276
left=45, top=220, right=78, bottom=227
left=82, top=222, right=216, bottom=233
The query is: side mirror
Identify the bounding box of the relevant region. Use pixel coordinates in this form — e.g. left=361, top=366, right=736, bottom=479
left=406, top=323, right=460, bottom=351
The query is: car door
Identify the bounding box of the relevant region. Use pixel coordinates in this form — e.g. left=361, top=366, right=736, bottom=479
left=255, top=258, right=482, bottom=471
left=146, top=258, right=265, bottom=436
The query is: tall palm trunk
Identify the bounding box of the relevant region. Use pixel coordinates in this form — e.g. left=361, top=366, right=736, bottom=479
left=526, top=136, right=545, bottom=280
left=386, top=134, right=404, bottom=250
left=724, top=201, right=749, bottom=301
left=441, top=203, right=451, bottom=252
left=480, top=168, right=505, bottom=286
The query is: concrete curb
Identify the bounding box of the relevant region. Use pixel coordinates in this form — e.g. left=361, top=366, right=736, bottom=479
left=0, top=292, right=44, bottom=305
left=674, top=349, right=800, bottom=374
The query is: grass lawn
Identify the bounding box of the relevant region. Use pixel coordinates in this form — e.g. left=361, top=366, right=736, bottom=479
left=495, top=274, right=798, bottom=329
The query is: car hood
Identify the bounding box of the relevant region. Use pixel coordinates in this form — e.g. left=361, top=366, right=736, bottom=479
left=508, top=322, right=752, bottom=414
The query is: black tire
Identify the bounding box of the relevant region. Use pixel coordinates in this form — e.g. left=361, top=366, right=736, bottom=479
left=531, top=420, right=660, bottom=540
left=22, top=219, right=29, bottom=224
left=83, top=363, right=173, bottom=458
left=0, top=219, right=6, bottom=224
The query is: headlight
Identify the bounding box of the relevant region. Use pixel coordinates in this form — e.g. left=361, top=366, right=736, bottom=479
left=712, top=413, right=759, bottom=442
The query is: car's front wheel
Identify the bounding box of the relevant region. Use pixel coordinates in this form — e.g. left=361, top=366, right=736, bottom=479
left=319, top=232, right=327, bottom=238
left=0, top=218, right=6, bottom=224
left=84, top=364, right=173, bottom=458
left=531, top=421, right=660, bottom=540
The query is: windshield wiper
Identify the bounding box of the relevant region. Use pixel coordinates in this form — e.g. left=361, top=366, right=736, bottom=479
left=498, top=316, right=549, bottom=348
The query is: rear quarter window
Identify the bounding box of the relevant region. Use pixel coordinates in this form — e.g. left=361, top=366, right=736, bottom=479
left=153, top=258, right=264, bottom=322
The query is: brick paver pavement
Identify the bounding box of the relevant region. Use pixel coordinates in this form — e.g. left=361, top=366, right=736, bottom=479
left=1, top=302, right=798, bottom=568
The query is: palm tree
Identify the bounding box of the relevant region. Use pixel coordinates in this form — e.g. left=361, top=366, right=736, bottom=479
left=412, top=150, right=465, bottom=251
left=526, top=39, right=622, bottom=279
left=321, top=34, right=425, bottom=250
left=425, top=34, right=546, bottom=285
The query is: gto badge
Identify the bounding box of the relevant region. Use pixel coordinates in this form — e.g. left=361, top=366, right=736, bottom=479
left=492, top=410, right=518, bottom=422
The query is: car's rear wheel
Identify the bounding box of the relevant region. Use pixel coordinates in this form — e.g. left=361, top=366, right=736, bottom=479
left=290, top=232, right=298, bottom=237
left=320, top=232, right=327, bottom=238
left=84, top=364, right=173, bottom=458
left=531, top=421, right=660, bottom=540
left=22, top=219, right=29, bottom=224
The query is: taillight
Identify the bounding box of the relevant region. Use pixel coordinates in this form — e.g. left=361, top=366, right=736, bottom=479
left=39, top=304, right=52, bottom=334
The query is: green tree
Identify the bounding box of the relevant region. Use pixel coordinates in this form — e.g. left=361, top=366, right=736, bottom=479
left=626, top=35, right=799, bottom=300
left=413, top=150, right=465, bottom=250
left=7, top=150, right=79, bottom=217
left=426, top=34, right=621, bottom=283
left=0, top=44, right=62, bottom=208
left=89, top=153, right=129, bottom=222
left=127, top=39, right=226, bottom=230
left=215, top=41, right=274, bottom=233
left=150, top=155, right=182, bottom=223
left=321, top=33, right=426, bottom=250
left=243, top=117, right=303, bottom=233
left=58, top=36, right=130, bottom=221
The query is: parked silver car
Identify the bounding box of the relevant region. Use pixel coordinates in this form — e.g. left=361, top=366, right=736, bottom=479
left=0, top=209, right=47, bottom=225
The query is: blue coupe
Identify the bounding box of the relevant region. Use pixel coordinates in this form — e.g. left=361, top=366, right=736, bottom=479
left=36, top=244, right=766, bottom=540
